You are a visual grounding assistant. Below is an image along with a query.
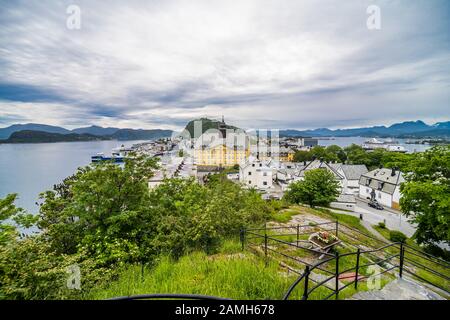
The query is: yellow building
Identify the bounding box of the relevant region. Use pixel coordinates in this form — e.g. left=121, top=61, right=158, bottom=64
left=255, top=146, right=295, bottom=162
left=195, top=144, right=249, bottom=167
left=279, top=147, right=295, bottom=162
left=194, top=117, right=250, bottom=167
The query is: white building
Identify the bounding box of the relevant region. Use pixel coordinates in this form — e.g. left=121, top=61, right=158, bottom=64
left=239, top=158, right=274, bottom=190
left=358, top=168, right=404, bottom=209
left=339, top=164, right=369, bottom=195
left=148, top=153, right=197, bottom=189
left=296, top=160, right=368, bottom=196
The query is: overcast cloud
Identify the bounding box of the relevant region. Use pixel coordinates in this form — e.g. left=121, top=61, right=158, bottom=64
left=0, top=0, right=449, bottom=130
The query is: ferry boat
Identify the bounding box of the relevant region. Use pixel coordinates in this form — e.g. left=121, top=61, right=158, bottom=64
left=362, top=138, right=406, bottom=152
left=91, top=145, right=133, bottom=163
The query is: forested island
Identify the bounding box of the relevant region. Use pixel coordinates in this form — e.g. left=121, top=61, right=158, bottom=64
left=0, top=128, right=174, bottom=143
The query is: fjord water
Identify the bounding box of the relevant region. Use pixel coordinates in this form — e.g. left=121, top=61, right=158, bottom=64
left=317, top=137, right=431, bottom=152
left=0, top=140, right=146, bottom=215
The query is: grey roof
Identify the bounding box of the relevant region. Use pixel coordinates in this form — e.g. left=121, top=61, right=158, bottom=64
left=359, top=168, right=404, bottom=195
left=299, top=159, right=344, bottom=179
left=341, top=164, right=369, bottom=180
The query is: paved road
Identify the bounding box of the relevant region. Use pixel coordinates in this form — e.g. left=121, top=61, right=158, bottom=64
left=354, top=199, right=416, bottom=237
left=329, top=198, right=417, bottom=237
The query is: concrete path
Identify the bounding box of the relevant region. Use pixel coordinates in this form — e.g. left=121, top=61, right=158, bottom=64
left=360, top=220, right=389, bottom=242
left=349, top=278, right=445, bottom=300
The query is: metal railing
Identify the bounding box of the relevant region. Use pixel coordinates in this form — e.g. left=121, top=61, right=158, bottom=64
left=108, top=222, right=450, bottom=301
left=241, top=222, right=450, bottom=300
left=108, top=294, right=231, bottom=300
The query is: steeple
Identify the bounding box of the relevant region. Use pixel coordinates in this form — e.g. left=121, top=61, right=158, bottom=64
left=219, top=115, right=226, bottom=138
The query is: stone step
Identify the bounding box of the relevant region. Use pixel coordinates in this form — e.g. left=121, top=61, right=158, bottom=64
left=349, top=277, right=446, bottom=300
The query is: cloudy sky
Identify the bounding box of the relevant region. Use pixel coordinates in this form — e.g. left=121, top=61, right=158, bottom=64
left=0, top=0, right=449, bottom=130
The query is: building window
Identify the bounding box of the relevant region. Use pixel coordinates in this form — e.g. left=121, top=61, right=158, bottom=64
left=248, top=181, right=251, bottom=184
left=252, top=164, right=255, bottom=167
left=263, top=172, right=267, bottom=176
left=248, top=172, right=252, bottom=175
left=263, top=181, right=267, bottom=186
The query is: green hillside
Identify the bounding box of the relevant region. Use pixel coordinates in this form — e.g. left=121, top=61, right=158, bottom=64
left=184, top=118, right=238, bottom=139
left=0, top=130, right=111, bottom=143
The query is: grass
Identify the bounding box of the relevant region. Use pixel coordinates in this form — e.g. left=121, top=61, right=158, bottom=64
left=270, top=209, right=300, bottom=223
left=87, top=205, right=401, bottom=301
left=87, top=247, right=308, bottom=300
left=87, top=206, right=448, bottom=300
left=373, top=225, right=391, bottom=241
left=87, top=243, right=385, bottom=301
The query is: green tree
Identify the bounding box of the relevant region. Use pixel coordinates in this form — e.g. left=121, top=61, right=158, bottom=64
left=381, top=151, right=414, bottom=171
left=38, top=153, right=159, bottom=265
left=310, top=146, right=338, bottom=162
left=0, top=194, right=36, bottom=245
left=147, top=176, right=271, bottom=257
left=326, top=145, right=347, bottom=163
left=400, top=146, right=450, bottom=245
left=345, top=144, right=370, bottom=166
left=294, top=150, right=312, bottom=162
left=284, top=169, right=340, bottom=208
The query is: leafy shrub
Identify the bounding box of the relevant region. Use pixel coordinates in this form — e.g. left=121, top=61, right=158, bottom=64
left=389, top=230, right=407, bottom=243
left=378, top=222, right=386, bottom=229
left=423, top=244, right=450, bottom=262
left=1, top=155, right=275, bottom=300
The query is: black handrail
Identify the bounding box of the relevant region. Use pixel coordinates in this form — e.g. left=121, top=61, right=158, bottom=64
left=108, top=293, right=231, bottom=300
left=246, top=221, right=335, bottom=232
left=403, top=257, right=450, bottom=281
left=403, top=243, right=450, bottom=267
left=243, top=222, right=450, bottom=300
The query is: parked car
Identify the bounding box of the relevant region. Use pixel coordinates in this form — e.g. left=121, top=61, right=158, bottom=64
left=368, top=201, right=384, bottom=210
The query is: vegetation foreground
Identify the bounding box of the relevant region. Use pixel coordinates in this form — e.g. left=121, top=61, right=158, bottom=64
left=0, top=146, right=449, bottom=300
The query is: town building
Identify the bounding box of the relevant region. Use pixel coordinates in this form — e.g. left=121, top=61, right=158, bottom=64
left=239, top=158, right=274, bottom=190
left=148, top=152, right=197, bottom=189
left=340, top=164, right=369, bottom=195
left=296, top=159, right=368, bottom=196
left=358, top=168, right=404, bottom=209
left=194, top=117, right=250, bottom=167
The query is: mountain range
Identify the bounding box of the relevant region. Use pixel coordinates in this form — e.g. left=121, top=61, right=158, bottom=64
left=279, top=120, right=450, bottom=138
left=0, top=120, right=449, bottom=143
left=0, top=124, right=173, bottom=142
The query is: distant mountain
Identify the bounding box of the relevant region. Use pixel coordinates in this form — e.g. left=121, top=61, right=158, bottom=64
left=0, top=123, right=70, bottom=139
left=386, top=120, right=430, bottom=134
left=280, top=120, right=450, bottom=138
left=184, top=118, right=239, bottom=138
left=0, top=123, right=174, bottom=141
left=433, top=121, right=450, bottom=130
left=111, top=129, right=173, bottom=140
left=0, top=130, right=111, bottom=143
left=71, top=125, right=120, bottom=136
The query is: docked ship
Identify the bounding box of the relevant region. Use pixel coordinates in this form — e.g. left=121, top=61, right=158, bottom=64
left=91, top=145, right=133, bottom=163
left=362, top=138, right=406, bottom=152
